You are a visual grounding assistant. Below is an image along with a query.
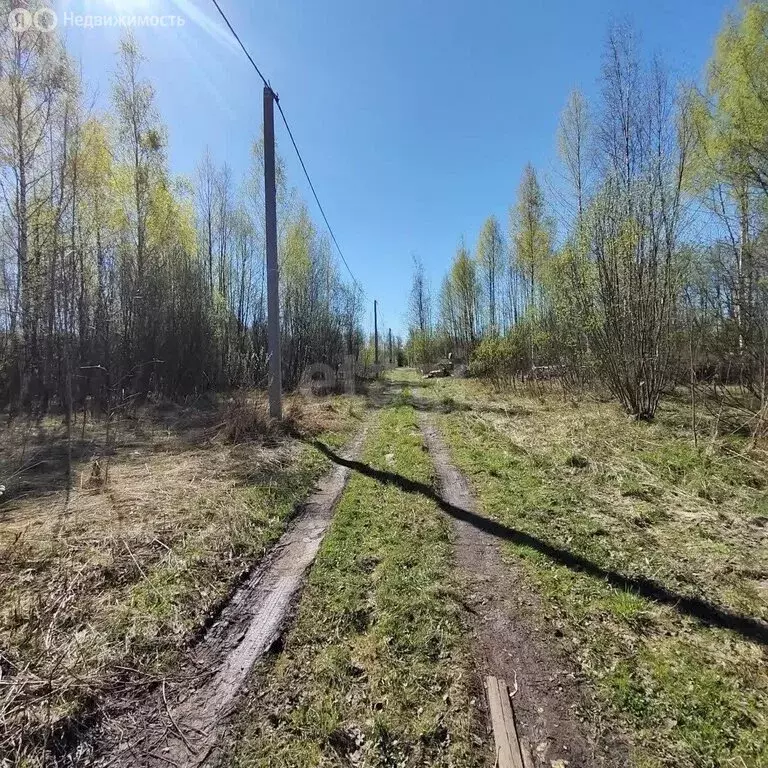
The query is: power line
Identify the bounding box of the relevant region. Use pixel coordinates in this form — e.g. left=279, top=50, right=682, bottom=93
left=209, top=0, right=364, bottom=295
left=209, top=0, right=269, bottom=89
left=274, top=99, right=362, bottom=294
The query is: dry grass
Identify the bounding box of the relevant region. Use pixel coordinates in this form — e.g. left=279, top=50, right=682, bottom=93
left=0, top=391, right=364, bottom=765
left=399, top=370, right=768, bottom=767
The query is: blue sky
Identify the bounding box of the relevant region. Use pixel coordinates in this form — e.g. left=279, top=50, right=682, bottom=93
left=58, top=0, right=731, bottom=338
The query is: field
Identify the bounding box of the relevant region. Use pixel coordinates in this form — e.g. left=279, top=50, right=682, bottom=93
left=225, top=373, right=767, bottom=767
left=403, top=372, right=768, bottom=767
left=0, top=393, right=364, bottom=762
left=1, top=374, right=766, bottom=767
left=229, top=404, right=479, bottom=767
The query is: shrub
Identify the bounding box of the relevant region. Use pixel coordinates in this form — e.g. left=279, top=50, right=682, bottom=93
left=469, top=330, right=529, bottom=388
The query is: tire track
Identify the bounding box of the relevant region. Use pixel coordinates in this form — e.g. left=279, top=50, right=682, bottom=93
left=96, top=425, right=369, bottom=767
left=420, top=413, right=624, bottom=768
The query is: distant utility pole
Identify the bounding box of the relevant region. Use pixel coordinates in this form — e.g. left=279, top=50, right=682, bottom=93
left=388, top=328, right=393, bottom=365
left=374, top=300, right=379, bottom=365
left=264, top=86, right=282, bottom=420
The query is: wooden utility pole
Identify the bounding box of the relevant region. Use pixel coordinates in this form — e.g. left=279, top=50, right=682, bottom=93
left=373, top=300, right=379, bottom=364
left=264, top=86, right=282, bottom=420
left=388, top=328, right=393, bottom=365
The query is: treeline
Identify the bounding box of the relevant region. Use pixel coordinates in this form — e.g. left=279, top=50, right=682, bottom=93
left=0, top=2, right=365, bottom=415
left=408, top=4, right=768, bottom=430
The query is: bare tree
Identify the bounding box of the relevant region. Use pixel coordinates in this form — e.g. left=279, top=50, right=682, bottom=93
left=558, top=88, right=591, bottom=221
left=407, top=255, right=434, bottom=365
left=578, top=27, right=691, bottom=418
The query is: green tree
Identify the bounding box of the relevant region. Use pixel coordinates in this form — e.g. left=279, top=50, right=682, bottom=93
left=476, top=215, right=505, bottom=334
left=510, top=164, right=552, bottom=316
left=687, top=1, right=768, bottom=416
left=439, top=241, right=478, bottom=353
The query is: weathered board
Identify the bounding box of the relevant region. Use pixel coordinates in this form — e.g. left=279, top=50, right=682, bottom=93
left=485, top=675, right=525, bottom=768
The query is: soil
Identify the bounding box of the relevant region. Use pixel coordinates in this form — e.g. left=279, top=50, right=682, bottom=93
left=91, top=427, right=367, bottom=767
left=75, top=386, right=629, bottom=767
left=420, top=416, right=628, bottom=768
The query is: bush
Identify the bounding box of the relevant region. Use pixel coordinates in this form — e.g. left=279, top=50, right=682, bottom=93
left=469, top=330, right=529, bottom=388
left=219, top=395, right=276, bottom=444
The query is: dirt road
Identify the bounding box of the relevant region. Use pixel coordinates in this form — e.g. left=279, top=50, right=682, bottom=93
left=94, top=428, right=367, bottom=767
left=421, top=415, right=623, bottom=767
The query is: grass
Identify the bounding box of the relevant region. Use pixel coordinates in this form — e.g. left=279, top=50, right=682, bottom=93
left=7, top=369, right=766, bottom=766
left=229, top=404, right=480, bottom=768
left=409, top=374, right=768, bottom=768
left=0, top=393, right=364, bottom=764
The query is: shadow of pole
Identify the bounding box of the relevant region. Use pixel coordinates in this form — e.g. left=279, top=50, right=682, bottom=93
left=310, top=439, right=768, bottom=647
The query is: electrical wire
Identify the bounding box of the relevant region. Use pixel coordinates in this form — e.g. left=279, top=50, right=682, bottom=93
left=209, top=0, right=364, bottom=295
left=209, top=0, right=269, bottom=89
left=274, top=99, right=363, bottom=293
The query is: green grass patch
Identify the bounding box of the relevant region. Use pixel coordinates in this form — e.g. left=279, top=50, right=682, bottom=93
left=432, top=387, right=768, bottom=768
left=230, top=405, right=479, bottom=767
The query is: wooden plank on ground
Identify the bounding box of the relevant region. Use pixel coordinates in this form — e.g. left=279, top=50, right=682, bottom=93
left=520, top=737, right=535, bottom=768
left=485, top=675, right=525, bottom=768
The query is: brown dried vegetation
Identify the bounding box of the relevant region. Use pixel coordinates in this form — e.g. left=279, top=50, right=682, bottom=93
left=0, top=392, right=362, bottom=764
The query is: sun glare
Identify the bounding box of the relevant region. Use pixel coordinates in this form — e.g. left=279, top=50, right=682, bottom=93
left=98, top=0, right=156, bottom=12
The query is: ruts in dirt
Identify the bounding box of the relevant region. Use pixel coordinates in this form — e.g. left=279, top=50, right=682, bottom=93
left=94, top=427, right=367, bottom=768
left=420, top=415, right=626, bottom=768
